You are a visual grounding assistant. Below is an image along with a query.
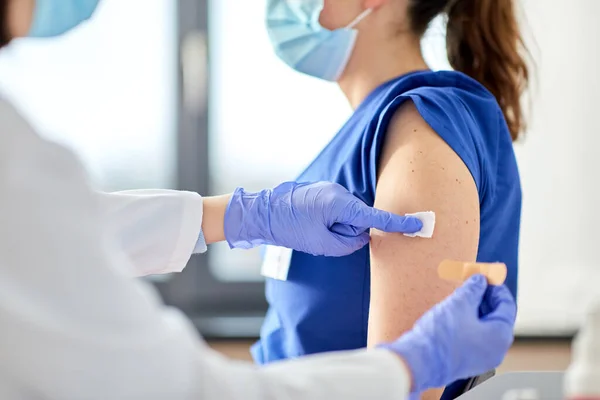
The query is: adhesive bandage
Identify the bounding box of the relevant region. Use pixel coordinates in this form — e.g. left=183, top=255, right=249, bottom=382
left=438, top=260, right=507, bottom=286
left=403, top=211, right=435, bottom=238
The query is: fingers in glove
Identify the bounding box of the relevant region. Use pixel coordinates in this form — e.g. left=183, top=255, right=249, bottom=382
left=478, top=286, right=494, bottom=318
left=454, top=274, right=489, bottom=307
left=331, top=232, right=370, bottom=256
left=330, top=222, right=365, bottom=237
left=341, top=204, right=423, bottom=234
left=481, top=285, right=517, bottom=325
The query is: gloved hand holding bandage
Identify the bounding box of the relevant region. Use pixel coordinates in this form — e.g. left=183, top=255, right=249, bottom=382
left=224, top=181, right=423, bottom=257
left=381, top=275, right=516, bottom=396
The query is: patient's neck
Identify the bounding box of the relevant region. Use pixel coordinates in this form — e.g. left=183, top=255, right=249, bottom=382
left=338, top=35, right=429, bottom=109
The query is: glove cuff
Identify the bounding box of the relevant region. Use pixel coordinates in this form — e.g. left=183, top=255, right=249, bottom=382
left=382, top=332, right=439, bottom=394
left=224, top=187, right=274, bottom=249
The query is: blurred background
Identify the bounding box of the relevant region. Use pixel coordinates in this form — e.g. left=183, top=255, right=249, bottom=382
left=0, top=0, right=597, bottom=369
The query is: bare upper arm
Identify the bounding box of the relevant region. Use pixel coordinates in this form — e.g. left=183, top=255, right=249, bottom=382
left=367, top=101, right=481, bottom=346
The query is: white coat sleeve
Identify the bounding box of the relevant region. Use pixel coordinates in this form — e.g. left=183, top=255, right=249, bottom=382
left=0, top=101, right=412, bottom=400
left=95, top=189, right=205, bottom=277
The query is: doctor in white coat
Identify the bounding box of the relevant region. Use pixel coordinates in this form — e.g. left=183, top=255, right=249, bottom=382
left=0, top=1, right=518, bottom=399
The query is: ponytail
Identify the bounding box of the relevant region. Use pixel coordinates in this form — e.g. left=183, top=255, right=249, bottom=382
left=409, top=0, right=530, bottom=141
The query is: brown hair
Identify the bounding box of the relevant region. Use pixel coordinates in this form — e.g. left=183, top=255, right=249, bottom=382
left=408, top=0, right=530, bottom=141
left=0, top=0, right=9, bottom=48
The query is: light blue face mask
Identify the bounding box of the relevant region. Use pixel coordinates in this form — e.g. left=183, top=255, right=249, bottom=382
left=28, top=0, right=101, bottom=38
left=266, top=0, right=373, bottom=82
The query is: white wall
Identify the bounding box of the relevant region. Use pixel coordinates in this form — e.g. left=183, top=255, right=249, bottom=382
left=514, top=0, right=600, bottom=334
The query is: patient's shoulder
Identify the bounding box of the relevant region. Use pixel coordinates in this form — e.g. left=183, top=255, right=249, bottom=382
left=381, top=100, right=480, bottom=191
left=377, top=80, right=503, bottom=200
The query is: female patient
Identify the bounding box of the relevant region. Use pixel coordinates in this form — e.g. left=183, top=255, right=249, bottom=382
left=255, top=0, right=528, bottom=397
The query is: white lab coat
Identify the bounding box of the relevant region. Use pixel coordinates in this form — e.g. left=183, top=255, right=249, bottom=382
left=0, top=98, right=412, bottom=400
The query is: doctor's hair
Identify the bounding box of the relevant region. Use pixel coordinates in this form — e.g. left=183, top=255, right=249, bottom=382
left=408, top=0, right=530, bottom=141
left=0, top=0, right=9, bottom=48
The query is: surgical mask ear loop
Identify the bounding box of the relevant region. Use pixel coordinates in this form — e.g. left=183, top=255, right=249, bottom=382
left=346, top=8, right=373, bottom=29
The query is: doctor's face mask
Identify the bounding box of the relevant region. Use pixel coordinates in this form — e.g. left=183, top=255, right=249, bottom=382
left=28, top=0, right=101, bottom=38
left=266, top=0, right=373, bottom=82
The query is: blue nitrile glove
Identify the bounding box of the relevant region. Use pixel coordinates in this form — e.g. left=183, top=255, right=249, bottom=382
left=383, top=275, right=516, bottom=395
left=223, top=181, right=423, bottom=256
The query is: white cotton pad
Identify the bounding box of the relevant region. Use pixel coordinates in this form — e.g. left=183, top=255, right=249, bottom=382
left=403, top=211, right=436, bottom=238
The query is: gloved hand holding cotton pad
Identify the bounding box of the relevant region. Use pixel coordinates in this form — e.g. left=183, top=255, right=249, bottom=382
left=403, top=211, right=436, bottom=238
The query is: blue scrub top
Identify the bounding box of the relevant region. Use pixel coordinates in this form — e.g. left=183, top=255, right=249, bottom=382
left=252, top=71, right=522, bottom=367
